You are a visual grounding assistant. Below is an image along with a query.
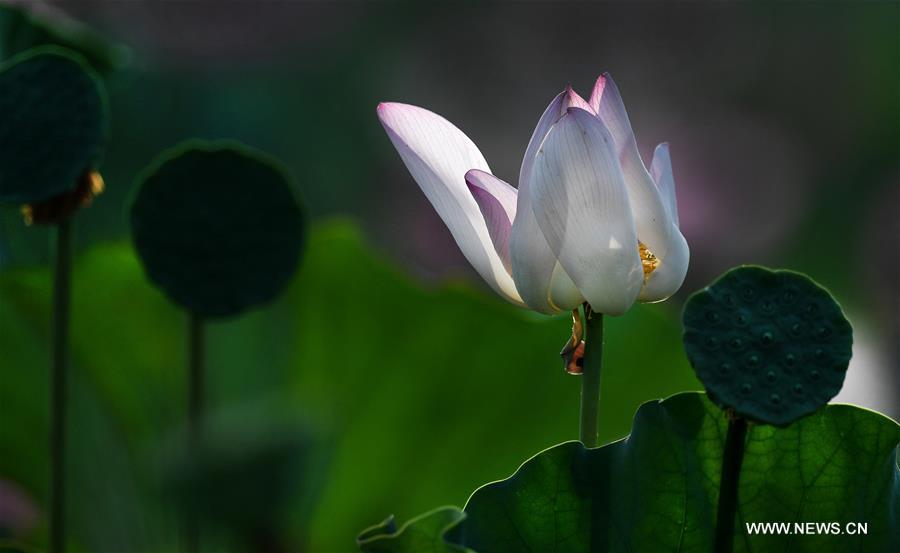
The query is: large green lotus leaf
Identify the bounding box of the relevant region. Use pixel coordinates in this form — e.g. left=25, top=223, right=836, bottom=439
left=358, top=508, right=471, bottom=553
left=359, top=393, right=899, bottom=553
left=0, top=46, right=107, bottom=204
left=0, top=4, right=130, bottom=73
left=0, top=220, right=699, bottom=551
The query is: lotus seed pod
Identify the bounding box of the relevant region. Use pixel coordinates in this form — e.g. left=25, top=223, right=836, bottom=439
left=130, top=141, right=306, bottom=319
left=682, top=266, right=852, bottom=426
left=0, top=46, right=107, bottom=204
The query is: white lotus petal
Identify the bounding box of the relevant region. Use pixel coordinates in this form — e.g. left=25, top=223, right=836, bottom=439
left=510, top=91, right=580, bottom=314
left=377, top=102, right=522, bottom=304
left=548, top=263, right=584, bottom=311
left=519, top=90, right=566, bottom=198
left=465, top=169, right=517, bottom=273
left=529, top=108, right=643, bottom=315
left=638, top=230, right=689, bottom=302
left=649, top=142, right=679, bottom=227
left=596, top=73, right=675, bottom=260
left=595, top=73, right=636, bottom=160
left=587, top=73, right=606, bottom=113
left=640, top=142, right=688, bottom=301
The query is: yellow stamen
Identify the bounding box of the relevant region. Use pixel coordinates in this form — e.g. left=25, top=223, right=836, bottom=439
left=88, top=170, right=105, bottom=196
left=639, top=241, right=659, bottom=279
left=19, top=169, right=105, bottom=226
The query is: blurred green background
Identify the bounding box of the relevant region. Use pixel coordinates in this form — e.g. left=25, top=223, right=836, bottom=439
left=0, top=1, right=897, bottom=552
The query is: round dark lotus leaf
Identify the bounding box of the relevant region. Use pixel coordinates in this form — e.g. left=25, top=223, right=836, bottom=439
left=0, top=46, right=107, bottom=203
left=130, top=142, right=305, bottom=318
left=682, top=266, right=852, bottom=426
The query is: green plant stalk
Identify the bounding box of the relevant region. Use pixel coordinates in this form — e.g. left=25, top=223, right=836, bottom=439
left=579, top=308, right=603, bottom=447
left=188, top=312, right=204, bottom=440
left=50, top=219, right=72, bottom=553
left=186, top=312, right=205, bottom=553
left=714, top=417, right=748, bottom=553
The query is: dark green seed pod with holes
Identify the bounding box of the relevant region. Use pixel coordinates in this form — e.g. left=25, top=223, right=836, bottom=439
left=682, top=266, right=852, bottom=426
left=0, top=46, right=108, bottom=203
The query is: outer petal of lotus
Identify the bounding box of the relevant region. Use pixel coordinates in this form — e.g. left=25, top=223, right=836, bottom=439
left=529, top=108, right=643, bottom=316
left=649, top=142, right=679, bottom=227
left=377, top=102, right=523, bottom=304
left=640, top=229, right=689, bottom=302
left=640, top=142, right=689, bottom=302
left=594, top=73, right=677, bottom=263
left=510, top=91, right=583, bottom=313
left=465, top=169, right=517, bottom=274
left=466, top=169, right=587, bottom=311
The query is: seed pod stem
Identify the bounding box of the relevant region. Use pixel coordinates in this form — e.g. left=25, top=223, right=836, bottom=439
left=49, top=218, right=72, bottom=553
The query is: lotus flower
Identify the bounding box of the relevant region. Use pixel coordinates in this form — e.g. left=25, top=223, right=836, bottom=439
left=377, top=73, right=688, bottom=316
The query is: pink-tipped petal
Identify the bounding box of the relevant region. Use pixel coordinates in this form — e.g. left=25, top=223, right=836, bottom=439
left=519, top=91, right=566, bottom=190
left=561, top=85, right=595, bottom=116
left=596, top=74, right=677, bottom=263
left=594, top=73, right=635, bottom=157
left=511, top=91, right=580, bottom=314
left=377, top=102, right=522, bottom=304
left=650, top=142, right=679, bottom=227
left=465, top=169, right=517, bottom=273
left=512, top=91, right=584, bottom=312
left=529, top=108, right=643, bottom=316
left=588, top=74, right=606, bottom=113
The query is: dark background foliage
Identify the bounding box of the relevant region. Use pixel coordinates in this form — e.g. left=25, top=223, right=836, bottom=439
left=0, top=1, right=897, bottom=551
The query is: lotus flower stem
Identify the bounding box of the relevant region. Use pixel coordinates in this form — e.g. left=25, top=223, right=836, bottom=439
left=715, top=416, right=748, bottom=553
left=49, top=219, right=72, bottom=553
left=186, top=312, right=205, bottom=552
left=579, top=307, right=604, bottom=447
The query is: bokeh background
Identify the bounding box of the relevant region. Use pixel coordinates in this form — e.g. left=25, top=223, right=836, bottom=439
left=0, top=1, right=897, bottom=552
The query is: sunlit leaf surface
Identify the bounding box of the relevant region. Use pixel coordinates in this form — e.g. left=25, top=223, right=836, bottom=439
left=360, top=393, right=899, bottom=553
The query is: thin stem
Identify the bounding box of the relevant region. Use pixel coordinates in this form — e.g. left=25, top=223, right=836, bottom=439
left=714, top=417, right=748, bottom=553
left=188, top=312, right=204, bottom=440
left=185, top=312, right=205, bottom=553
left=579, top=307, right=603, bottom=448
left=50, top=219, right=72, bottom=553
